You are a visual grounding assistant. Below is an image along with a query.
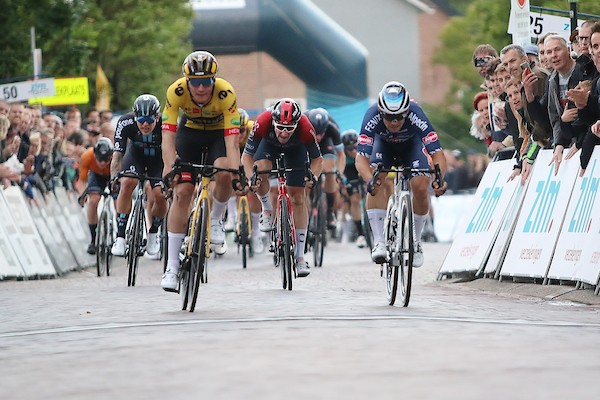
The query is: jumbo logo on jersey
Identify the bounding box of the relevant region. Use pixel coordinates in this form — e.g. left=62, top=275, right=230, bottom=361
left=357, top=134, right=373, bottom=146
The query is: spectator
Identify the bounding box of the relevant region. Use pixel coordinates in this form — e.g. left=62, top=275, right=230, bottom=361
left=575, top=20, right=598, bottom=78
left=99, top=109, right=113, bottom=125
left=545, top=34, right=591, bottom=173
left=537, top=32, right=558, bottom=72
left=0, top=100, right=9, bottom=116
left=568, top=21, right=600, bottom=175
left=472, top=44, right=498, bottom=78
left=524, top=44, right=540, bottom=66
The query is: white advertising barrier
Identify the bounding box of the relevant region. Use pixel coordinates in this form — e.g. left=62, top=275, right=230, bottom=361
left=430, top=193, right=476, bottom=243
left=500, top=149, right=580, bottom=279
left=29, top=189, right=79, bottom=274
left=483, top=178, right=530, bottom=276
left=547, top=147, right=600, bottom=285
left=0, top=186, right=56, bottom=278
left=54, top=187, right=95, bottom=268
left=438, top=159, right=519, bottom=277
left=0, top=188, right=26, bottom=279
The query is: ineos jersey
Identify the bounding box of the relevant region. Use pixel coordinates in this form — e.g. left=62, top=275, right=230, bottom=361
left=357, top=101, right=442, bottom=157
left=114, top=112, right=162, bottom=158
left=243, top=111, right=321, bottom=160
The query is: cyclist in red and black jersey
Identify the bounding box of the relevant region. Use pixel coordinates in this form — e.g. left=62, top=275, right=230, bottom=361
left=241, top=98, right=323, bottom=277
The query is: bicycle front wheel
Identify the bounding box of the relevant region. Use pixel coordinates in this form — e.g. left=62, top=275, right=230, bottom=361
left=398, top=194, right=414, bottom=307
left=238, top=196, right=250, bottom=269
left=96, top=209, right=108, bottom=277
left=127, top=199, right=143, bottom=287
left=280, top=201, right=293, bottom=291
left=384, top=203, right=399, bottom=305
left=190, top=198, right=209, bottom=312
left=313, top=193, right=327, bottom=267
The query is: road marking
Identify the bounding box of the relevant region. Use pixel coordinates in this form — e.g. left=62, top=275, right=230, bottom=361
left=2, top=314, right=600, bottom=338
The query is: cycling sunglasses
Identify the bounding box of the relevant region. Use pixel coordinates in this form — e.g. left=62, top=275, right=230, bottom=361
left=188, top=77, right=215, bottom=87
left=274, top=123, right=297, bottom=132
left=380, top=112, right=407, bottom=122
left=136, top=115, right=156, bottom=124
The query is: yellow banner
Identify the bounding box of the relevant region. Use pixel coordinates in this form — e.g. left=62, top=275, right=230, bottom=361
left=29, top=77, right=89, bottom=106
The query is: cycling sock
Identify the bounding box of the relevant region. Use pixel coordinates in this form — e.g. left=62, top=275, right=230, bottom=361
left=149, top=217, right=162, bottom=234
left=354, top=220, right=364, bottom=236
left=295, top=229, right=307, bottom=259
left=259, top=192, right=272, bottom=212
left=367, top=209, right=386, bottom=243
left=89, top=224, right=97, bottom=243
left=116, top=213, right=129, bottom=238
left=227, top=197, right=237, bottom=221
left=166, top=232, right=186, bottom=271
left=251, top=212, right=261, bottom=235
left=413, top=213, right=428, bottom=243
left=211, top=198, right=227, bottom=222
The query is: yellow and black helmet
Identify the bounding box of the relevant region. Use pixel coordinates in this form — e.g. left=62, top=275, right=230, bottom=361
left=182, top=51, right=218, bottom=78
left=238, top=108, right=249, bottom=127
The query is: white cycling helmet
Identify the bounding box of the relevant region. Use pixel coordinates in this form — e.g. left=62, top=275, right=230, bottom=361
left=377, top=81, right=410, bottom=115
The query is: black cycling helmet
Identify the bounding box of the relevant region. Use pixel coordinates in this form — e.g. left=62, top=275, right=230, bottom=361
left=133, top=94, right=160, bottom=117
left=182, top=51, right=218, bottom=78
left=341, top=129, right=358, bottom=146
left=238, top=108, right=249, bottom=127
left=272, top=98, right=301, bottom=126
left=305, top=108, right=329, bottom=135
left=94, top=137, right=114, bottom=162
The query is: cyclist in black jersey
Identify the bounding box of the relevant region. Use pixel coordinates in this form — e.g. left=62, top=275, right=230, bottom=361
left=110, top=94, right=167, bottom=259
left=304, top=108, right=346, bottom=230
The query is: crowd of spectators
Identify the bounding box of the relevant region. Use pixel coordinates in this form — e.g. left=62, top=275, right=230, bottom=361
left=0, top=100, right=114, bottom=203
left=469, top=20, right=600, bottom=183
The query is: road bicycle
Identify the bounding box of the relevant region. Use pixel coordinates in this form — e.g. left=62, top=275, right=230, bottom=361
left=95, top=186, right=115, bottom=277
left=171, top=156, right=241, bottom=312
left=119, top=171, right=154, bottom=287
left=77, top=186, right=115, bottom=277
left=253, top=153, right=312, bottom=290
left=372, top=163, right=442, bottom=307
left=234, top=192, right=253, bottom=269
left=306, top=171, right=339, bottom=267
left=339, top=178, right=373, bottom=250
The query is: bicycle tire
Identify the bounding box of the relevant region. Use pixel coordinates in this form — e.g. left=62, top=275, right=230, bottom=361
left=384, top=201, right=399, bottom=305
left=190, top=198, right=209, bottom=312
left=127, top=198, right=142, bottom=287
left=95, top=208, right=107, bottom=277
left=238, top=196, right=250, bottom=269
left=106, top=210, right=114, bottom=276
left=398, top=194, right=414, bottom=307
left=313, top=192, right=327, bottom=267
left=280, top=200, right=293, bottom=291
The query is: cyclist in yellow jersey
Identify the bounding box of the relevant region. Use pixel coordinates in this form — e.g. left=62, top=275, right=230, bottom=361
left=161, top=50, right=241, bottom=292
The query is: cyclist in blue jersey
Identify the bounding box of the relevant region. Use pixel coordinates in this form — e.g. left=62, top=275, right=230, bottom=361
left=110, top=94, right=167, bottom=259
left=355, top=81, right=447, bottom=268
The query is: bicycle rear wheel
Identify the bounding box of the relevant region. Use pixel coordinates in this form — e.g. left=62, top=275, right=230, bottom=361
left=280, top=201, right=293, bottom=291
left=96, top=209, right=108, bottom=277
left=398, top=194, right=414, bottom=307
left=361, top=198, right=374, bottom=251
left=106, top=211, right=114, bottom=276
left=189, top=198, right=209, bottom=312
left=162, top=206, right=169, bottom=273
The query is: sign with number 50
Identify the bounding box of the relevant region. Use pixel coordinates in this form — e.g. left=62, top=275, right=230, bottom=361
left=0, top=78, right=55, bottom=103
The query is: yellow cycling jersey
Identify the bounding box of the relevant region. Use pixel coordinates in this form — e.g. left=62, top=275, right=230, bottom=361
left=239, top=119, right=254, bottom=150
left=162, top=77, right=240, bottom=136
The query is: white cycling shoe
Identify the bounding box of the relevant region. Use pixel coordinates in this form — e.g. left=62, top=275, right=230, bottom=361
left=371, top=241, right=387, bottom=264
left=161, top=267, right=180, bottom=292
left=413, top=242, right=424, bottom=268
left=111, top=237, right=126, bottom=257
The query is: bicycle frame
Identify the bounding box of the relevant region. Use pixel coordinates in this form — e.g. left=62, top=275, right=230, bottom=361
left=186, top=173, right=212, bottom=260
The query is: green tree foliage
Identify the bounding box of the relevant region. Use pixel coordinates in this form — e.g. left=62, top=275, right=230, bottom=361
left=0, top=0, right=193, bottom=112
